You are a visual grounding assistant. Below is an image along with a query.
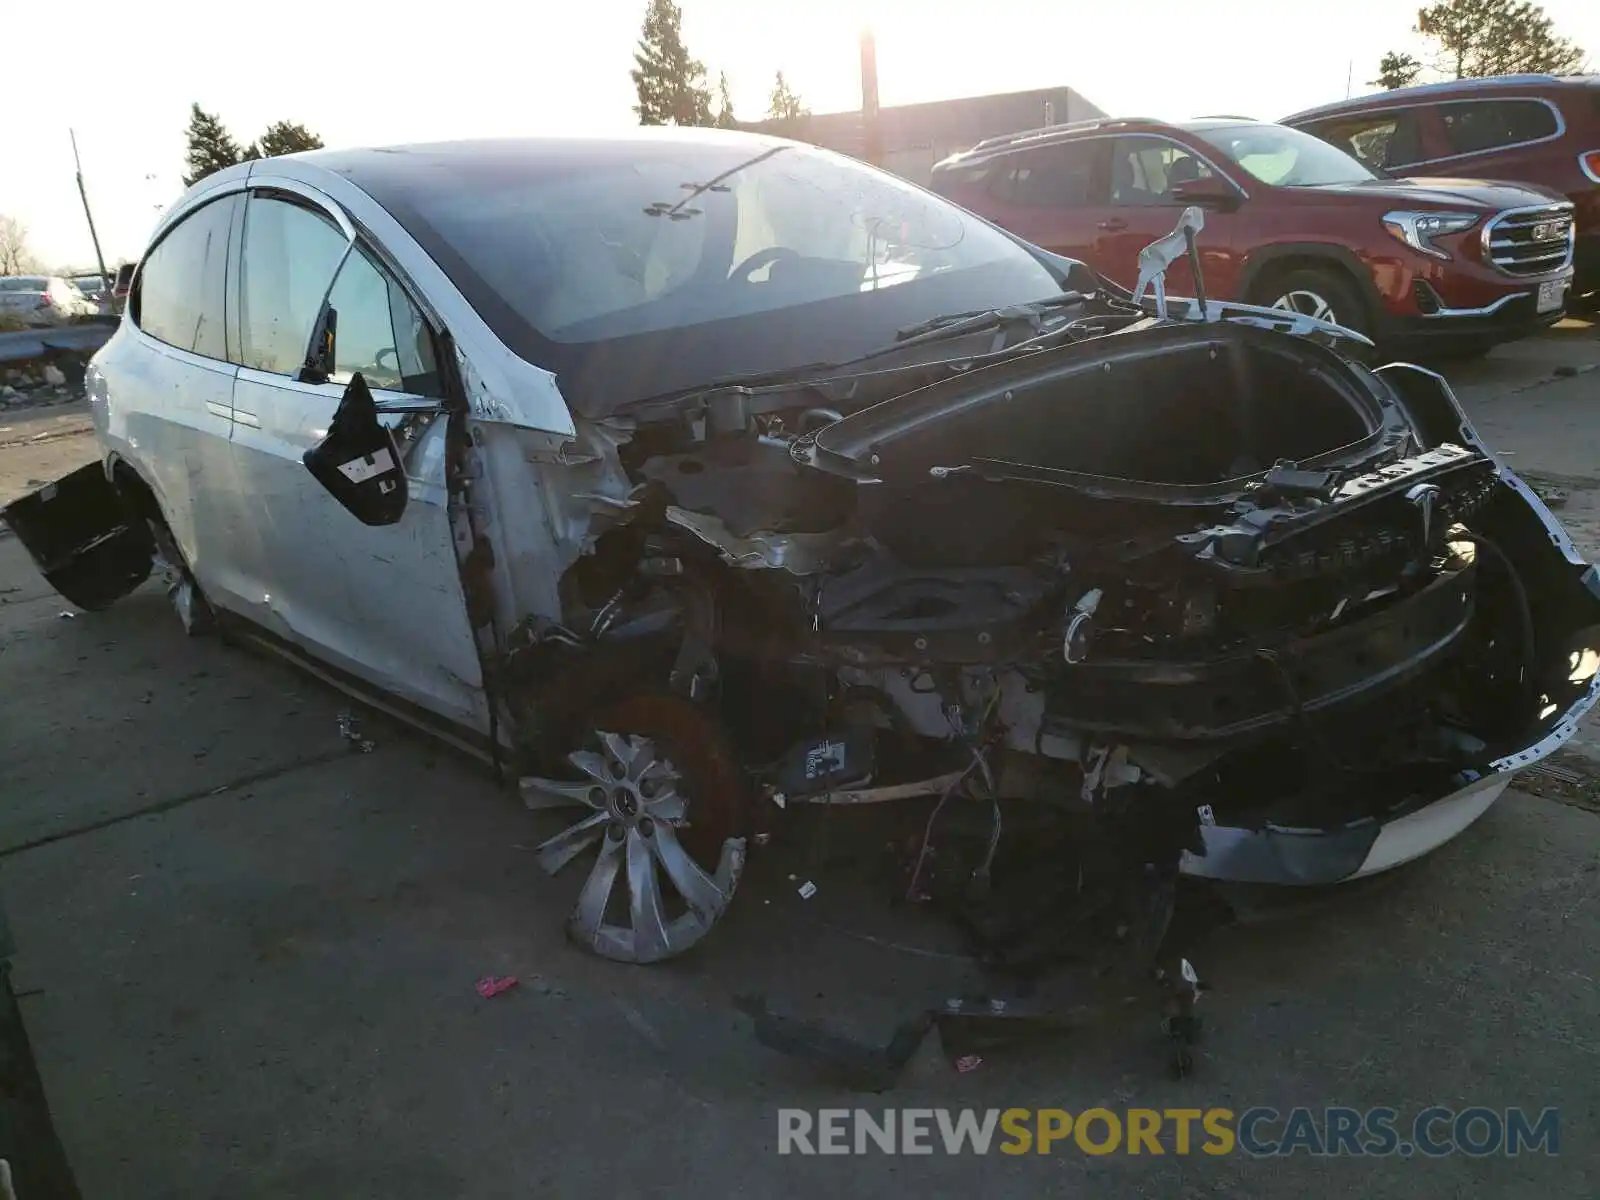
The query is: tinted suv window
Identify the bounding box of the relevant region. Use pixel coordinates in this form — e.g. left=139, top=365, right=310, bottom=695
left=1307, top=112, right=1422, bottom=170
left=136, top=194, right=239, bottom=359
left=989, top=142, right=1100, bottom=207
left=1110, top=138, right=1214, bottom=205
left=324, top=246, right=440, bottom=396
left=238, top=195, right=349, bottom=374
left=1439, top=100, right=1559, bottom=155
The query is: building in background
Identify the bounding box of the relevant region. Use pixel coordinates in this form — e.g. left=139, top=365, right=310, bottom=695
left=748, top=86, right=1104, bottom=185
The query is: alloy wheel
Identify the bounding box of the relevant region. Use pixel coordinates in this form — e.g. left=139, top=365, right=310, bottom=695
left=1270, top=289, right=1337, bottom=324
left=521, top=716, right=744, bottom=964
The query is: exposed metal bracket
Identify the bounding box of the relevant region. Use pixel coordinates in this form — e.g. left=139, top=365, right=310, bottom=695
left=1131, top=206, right=1206, bottom=317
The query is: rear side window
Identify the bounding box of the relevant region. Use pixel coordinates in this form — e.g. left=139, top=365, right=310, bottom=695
left=1304, top=112, right=1423, bottom=170
left=1439, top=100, right=1559, bottom=155
left=989, top=143, right=1100, bottom=207
left=238, top=195, right=349, bottom=375
left=135, top=194, right=240, bottom=360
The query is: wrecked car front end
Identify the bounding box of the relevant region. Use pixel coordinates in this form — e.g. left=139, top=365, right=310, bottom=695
left=508, top=296, right=1600, bottom=977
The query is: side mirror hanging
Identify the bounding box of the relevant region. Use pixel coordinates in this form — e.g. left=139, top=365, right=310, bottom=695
left=302, top=372, right=409, bottom=526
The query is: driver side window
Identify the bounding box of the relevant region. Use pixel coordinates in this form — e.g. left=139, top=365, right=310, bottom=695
left=324, top=245, right=441, bottom=396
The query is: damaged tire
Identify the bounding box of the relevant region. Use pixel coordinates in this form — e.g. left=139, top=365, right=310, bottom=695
left=520, top=694, right=747, bottom=964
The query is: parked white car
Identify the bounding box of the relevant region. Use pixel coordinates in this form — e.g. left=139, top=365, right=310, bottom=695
left=0, top=275, right=98, bottom=326
left=5, top=133, right=1598, bottom=1006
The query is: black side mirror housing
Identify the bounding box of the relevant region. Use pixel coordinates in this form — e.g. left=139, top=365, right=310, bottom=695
left=1172, top=178, right=1243, bottom=212
left=302, top=372, right=408, bottom=526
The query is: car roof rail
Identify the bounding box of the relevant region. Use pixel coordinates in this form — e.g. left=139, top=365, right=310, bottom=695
left=963, top=116, right=1161, bottom=156
left=1290, top=72, right=1572, bottom=119
left=1193, top=114, right=1257, bottom=121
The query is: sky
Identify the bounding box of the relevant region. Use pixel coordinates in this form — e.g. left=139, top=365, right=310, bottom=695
left=5, top=0, right=1598, bottom=270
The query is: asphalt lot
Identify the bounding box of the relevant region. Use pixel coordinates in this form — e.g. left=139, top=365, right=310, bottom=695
left=2, top=321, right=1599, bottom=1198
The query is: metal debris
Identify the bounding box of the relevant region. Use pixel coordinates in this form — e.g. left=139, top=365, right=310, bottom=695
left=337, top=709, right=376, bottom=753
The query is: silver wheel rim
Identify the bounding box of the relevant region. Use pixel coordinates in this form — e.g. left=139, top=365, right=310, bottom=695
left=1272, top=289, right=1336, bottom=324
left=521, top=732, right=743, bottom=964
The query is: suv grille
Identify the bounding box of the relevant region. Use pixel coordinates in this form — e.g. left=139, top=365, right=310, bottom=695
left=1483, top=205, right=1575, bottom=276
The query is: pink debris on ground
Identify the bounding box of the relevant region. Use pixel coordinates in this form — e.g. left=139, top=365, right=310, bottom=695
left=954, top=1054, right=983, bottom=1073
left=475, top=975, right=519, bottom=998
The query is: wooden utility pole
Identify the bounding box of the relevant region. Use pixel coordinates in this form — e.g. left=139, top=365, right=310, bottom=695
left=69, top=130, right=110, bottom=290
left=860, top=28, right=883, bottom=168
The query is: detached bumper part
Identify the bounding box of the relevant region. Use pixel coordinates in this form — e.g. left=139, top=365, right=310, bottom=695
left=1179, top=475, right=1600, bottom=887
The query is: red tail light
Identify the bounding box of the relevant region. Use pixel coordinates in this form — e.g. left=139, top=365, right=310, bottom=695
left=35, top=294, right=53, bottom=309
left=1581, top=150, right=1600, bottom=184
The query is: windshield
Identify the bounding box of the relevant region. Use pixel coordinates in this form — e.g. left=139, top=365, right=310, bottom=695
left=0, top=277, right=47, bottom=292
left=1198, top=123, right=1378, bottom=186
left=358, top=136, right=1063, bottom=415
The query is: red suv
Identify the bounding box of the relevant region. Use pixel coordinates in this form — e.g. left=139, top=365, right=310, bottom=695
left=1282, top=74, right=1599, bottom=301
left=930, top=117, right=1575, bottom=354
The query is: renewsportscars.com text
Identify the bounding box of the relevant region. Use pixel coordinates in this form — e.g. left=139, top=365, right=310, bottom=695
left=776, top=1106, right=1560, bottom=1157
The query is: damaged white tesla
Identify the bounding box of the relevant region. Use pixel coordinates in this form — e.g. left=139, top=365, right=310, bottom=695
left=9, top=131, right=1600, bottom=1047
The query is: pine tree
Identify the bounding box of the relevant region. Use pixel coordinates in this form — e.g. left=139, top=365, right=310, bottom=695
left=766, top=70, right=810, bottom=138
left=1379, top=0, right=1585, bottom=83
left=630, top=0, right=714, bottom=126
left=258, top=121, right=326, bottom=159
left=715, top=71, right=738, bottom=129
left=1371, top=51, right=1423, bottom=90
left=182, top=103, right=244, bottom=187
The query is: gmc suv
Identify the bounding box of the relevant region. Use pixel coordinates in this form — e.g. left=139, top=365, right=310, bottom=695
left=1282, top=74, right=1599, bottom=300
left=931, top=117, right=1575, bottom=355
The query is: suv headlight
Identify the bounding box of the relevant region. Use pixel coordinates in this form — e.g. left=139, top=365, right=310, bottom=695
left=1382, top=211, right=1480, bottom=260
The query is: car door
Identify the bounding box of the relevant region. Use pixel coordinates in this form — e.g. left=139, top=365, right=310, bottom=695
left=109, top=190, right=255, bottom=611
left=1093, top=136, right=1240, bottom=296
left=226, top=185, right=487, bottom=734
left=979, top=138, right=1110, bottom=264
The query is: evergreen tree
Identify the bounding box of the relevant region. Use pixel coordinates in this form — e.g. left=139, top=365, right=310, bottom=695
left=1379, top=0, right=1585, bottom=82
left=715, top=71, right=738, bottom=129
left=630, top=0, right=714, bottom=126
left=1371, top=51, right=1423, bottom=89
left=766, top=70, right=810, bottom=138
left=258, top=121, right=326, bottom=158
left=182, top=103, right=244, bottom=187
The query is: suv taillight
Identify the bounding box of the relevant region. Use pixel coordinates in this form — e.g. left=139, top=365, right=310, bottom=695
left=1581, top=150, right=1600, bottom=184
left=36, top=294, right=53, bottom=308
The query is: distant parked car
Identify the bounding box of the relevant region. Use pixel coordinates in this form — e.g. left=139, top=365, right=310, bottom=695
left=0, top=275, right=98, bottom=326
left=1282, top=74, right=1599, bottom=302
left=71, top=273, right=114, bottom=316
left=110, top=262, right=135, bottom=314
left=932, top=116, right=1575, bottom=356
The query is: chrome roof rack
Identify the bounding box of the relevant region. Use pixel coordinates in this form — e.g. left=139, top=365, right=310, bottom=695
left=964, top=116, right=1161, bottom=156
